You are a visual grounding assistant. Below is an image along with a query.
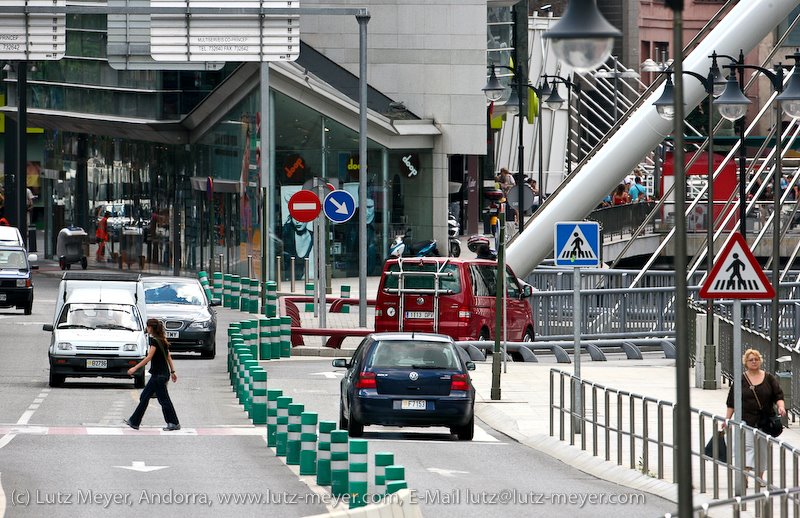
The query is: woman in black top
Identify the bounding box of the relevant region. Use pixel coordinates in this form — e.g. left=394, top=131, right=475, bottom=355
left=725, top=349, right=786, bottom=471
left=124, top=318, right=181, bottom=431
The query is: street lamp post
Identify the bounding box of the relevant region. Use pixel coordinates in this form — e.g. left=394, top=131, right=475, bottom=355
left=653, top=66, right=722, bottom=390
left=594, top=56, right=639, bottom=124
left=542, top=0, right=620, bottom=72
left=714, top=52, right=800, bottom=373
left=542, top=74, right=580, bottom=178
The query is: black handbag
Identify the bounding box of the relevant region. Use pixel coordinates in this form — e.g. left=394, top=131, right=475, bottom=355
left=746, top=372, right=784, bottom=437
left=704, top=431, right=727, bottom=461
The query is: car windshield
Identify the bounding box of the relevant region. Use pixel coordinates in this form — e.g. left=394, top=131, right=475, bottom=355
left=0, top=250, right=27, bottom=270
left=144, top=282, right=205, bottom=305
left=368, top=340, right=460, bottom=370
left=382, top=263, right=461, bottom=294
left=57, top=303, right=141, bottom=331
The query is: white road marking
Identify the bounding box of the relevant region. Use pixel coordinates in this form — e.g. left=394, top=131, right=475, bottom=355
left=15, top=411, right=35, bottom=426
left=113, top=461, right=168, bottom=473
left=0, top=390, right=49, bottom=449
left=309, top=371, right=342, bottom=379
left=427, top=467, right=471, bottom=477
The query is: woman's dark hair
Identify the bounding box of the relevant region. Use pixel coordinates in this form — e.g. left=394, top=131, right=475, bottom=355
left=146, top=318, right=170, bottom=348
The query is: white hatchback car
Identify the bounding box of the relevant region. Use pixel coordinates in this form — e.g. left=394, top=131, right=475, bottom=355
left=0, top=226, right=23, bottom=246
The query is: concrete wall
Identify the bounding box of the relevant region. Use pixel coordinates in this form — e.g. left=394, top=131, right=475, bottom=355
left=299, top=0, right=486, bottom=157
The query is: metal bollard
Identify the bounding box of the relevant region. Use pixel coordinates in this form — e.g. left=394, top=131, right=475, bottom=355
left=299, top=412, right=318, bottom=476
left=329, top=430, right=349, bottom=497
left=276, top=261, right=282, bottom=292
left=266, top=389, right=283, bottom=447
left=290, top=257, right=296, bottom=293
left=275, top=396, right=292, bottom=457
left=286, top=403, right=305, bottom=465
left=304, top=257, right=310, bottom=286
left=316, top=421, right=336, bottom=486
left=374, top=452, right=394, bottom=496
left=349, top=439, right=369, bottom=509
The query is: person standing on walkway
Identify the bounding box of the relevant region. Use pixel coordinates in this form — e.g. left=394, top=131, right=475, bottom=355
left=124, top=318, right=181, bottom=431
left=96, top=211, right=109, bottom=261
left=724, top=349, right=785, bottom=476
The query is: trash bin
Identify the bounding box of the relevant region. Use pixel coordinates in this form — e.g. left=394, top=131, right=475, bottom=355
left=120, top=226, right=144, bottom=269
left=776, top=355, right=792, bottom=426
left=56, top=226, right=88, bottom=270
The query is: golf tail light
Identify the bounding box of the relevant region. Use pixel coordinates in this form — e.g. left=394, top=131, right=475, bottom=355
left=355, top=371, right=376, bottom=389
left=450, top=373, right=469, bottom=392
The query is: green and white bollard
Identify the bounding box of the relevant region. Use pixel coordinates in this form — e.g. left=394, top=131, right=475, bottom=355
left=275, top=396, right=292, bottom=457
left=265, top=281, right=277, bottom=317
left=348, top=439, right=369, bottom=509
left=239, top=277, right=250, bottom=312
left=247, top=319, right=259, bottom=358
left=231, top=275, right=241, bottom=310
left=235, top=353, right=253, bottom=404
left=270, top=318, right=281, bottom=360
left=266, top=389, right=283, bottom=447
left=259, top=318, right=271, bottom=360
left=286, top=403, right=305, bottom=465
left=299, top=412, right=318, bottom=476
left=280, top=316, right=292, bottom=358
left=340, top=285, right=351, bottom=314
left=316, top=421, right=336, bottom=486
left=249, top=278, right=260, bottom=314
left=374, top=452, right=394, bottom=496
left=305, top=282, right=314, bottom=312
left=230, top=342, right=245, bottom=389
left=384, top=465, right=407, bottom=494
left=330, top=430, right=349, bottom=497
left=223, top=273, right=232, bottom=308
left=242, top=359, right=258, bottom=412
left=213, top=272, right=223, bottom=300
left=250, top=368, right=267, bottom=425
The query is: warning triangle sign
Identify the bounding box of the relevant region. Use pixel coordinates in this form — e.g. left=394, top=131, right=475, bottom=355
left=557, top=224, right=599, bottom=263
left=699, top=232, right=775, bottom=300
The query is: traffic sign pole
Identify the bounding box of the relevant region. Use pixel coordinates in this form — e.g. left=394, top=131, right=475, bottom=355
left=573, top=267, right=582, bottom=435
left=732, top=299, right=743, bottom=496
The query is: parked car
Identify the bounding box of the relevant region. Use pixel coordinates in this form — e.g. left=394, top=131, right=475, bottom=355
left=374, top=258, right=535, bottom=342
left=0, top=226, right=24, bottom=246
left=0, top=245, right=37, bottom=315
left=142, top=276, right=219, bottom=359
left=332, top=332, right=476, bottom=440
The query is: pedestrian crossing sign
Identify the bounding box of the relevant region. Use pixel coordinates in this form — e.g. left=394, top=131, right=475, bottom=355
left=699, top=232, right=774, bottom=300
left=554, top=221, right=601, bottom=267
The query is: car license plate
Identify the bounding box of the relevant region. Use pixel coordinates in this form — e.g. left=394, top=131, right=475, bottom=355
left=0, top=293, right=5, bottom=301
left=86, top=359, right=107, bottom=369
left=405, top=311, right=433, bottom=319
left=401, top=400, right=426, bottom=410
left=166, top=331, right=179, bottom=339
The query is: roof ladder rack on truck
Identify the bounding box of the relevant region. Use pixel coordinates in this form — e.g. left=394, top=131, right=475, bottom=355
left=383, top=258, right=455, bottom=333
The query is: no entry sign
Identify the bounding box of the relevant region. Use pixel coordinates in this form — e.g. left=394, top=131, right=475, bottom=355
left=288, top=189, right=321, bottom=223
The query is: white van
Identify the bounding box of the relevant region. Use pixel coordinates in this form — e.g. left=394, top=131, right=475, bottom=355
left=44, top=272, right=148, bottom=387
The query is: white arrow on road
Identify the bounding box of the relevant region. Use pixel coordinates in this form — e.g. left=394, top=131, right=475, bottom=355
left=329, top=197, right=349, bottom=215
left=427, top=467, right=470, bottom=477
left=114, top=461, right=169, bottom=473
left=310, top=371, right=343, bottom=379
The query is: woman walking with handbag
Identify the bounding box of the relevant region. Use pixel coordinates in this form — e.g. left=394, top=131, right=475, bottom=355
left=124, top=318, right=181, bottom=431
left=724, top=349, right=785, bottom=479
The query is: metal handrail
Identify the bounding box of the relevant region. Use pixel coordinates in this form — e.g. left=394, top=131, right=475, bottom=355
left=549, top=368, right=800, bottom=516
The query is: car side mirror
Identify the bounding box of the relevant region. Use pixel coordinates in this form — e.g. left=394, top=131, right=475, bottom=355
left=521, top=284, right=533, bottom=298
left=28, top=253, right=38, bottom=263
left=43, top=323, right=53, bottom=332
left=210, top=298, right=221, bottom=307
left=332, top=358, right=349, bottom=368
left=465, top=361, right=476, bottom=371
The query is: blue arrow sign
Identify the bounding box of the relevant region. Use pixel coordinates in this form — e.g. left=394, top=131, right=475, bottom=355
left=554, top=221, right=601, bottom=267
left=323, top=190, right=357, bottom=223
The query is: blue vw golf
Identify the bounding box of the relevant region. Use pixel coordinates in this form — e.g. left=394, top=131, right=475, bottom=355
left=333, top=332, right=476, bottom=440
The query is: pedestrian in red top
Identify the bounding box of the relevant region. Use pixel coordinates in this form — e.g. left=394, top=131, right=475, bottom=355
left=96, top=211, right=109, bottom=260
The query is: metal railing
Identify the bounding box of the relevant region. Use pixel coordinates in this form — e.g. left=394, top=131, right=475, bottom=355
left=549, top=369, right=800, bottom=517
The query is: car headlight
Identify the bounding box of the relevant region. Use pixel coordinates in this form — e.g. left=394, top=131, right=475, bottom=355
left=57, top=342, right=73, bottom=351
left=123, top=343, right=137, bottom=351
left=16, top=279, right=28, bottom=288
left=188, top=319, right=211, bottom=330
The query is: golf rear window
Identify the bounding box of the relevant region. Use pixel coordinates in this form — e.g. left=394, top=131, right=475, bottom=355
left=382, top=263, right=461, bottom=294
left=368, top=340, right=460, bottom=369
